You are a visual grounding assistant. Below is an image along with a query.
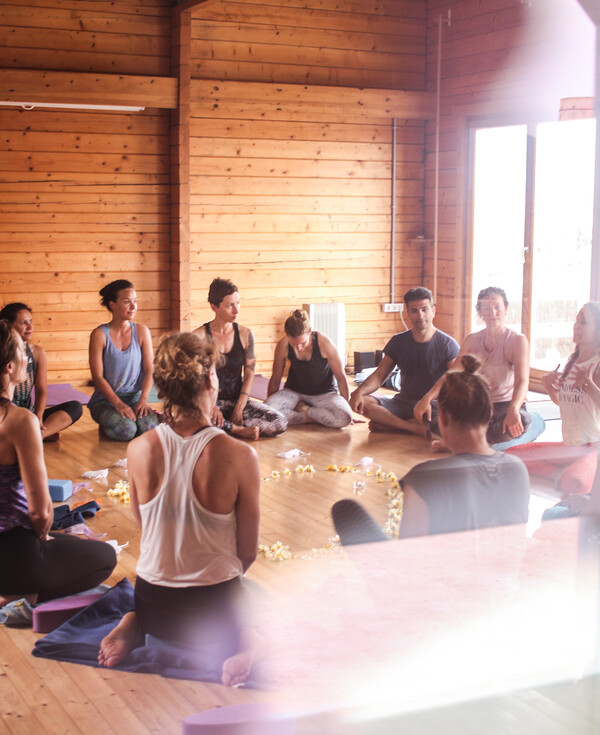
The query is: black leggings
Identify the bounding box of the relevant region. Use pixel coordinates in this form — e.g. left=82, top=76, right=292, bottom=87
left=0, top=526, right=116, bottom=603
left=135, top=576, right=244, bottom=660
left=488, top=401, right=531, bottom=445
left=43, top=400, right=83, bottom=425
left=331, top=499, right=390, bottom=547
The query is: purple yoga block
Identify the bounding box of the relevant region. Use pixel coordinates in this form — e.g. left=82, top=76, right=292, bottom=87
left=182, top=704, right=295, bottom=735
left=48, top=479, right=73, bottom=502
left=33, top=593, right=103, bottom=634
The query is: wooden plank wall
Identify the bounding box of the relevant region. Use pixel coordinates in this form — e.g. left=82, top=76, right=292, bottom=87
left=0, top=1, right=172, bottom=384
left=189, top=0, right=430, bottom=373
left=424, top=0, right=595, bottom=340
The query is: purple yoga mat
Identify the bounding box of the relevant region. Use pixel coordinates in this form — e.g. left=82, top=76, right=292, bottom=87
left=46, top=384, right=91, bottom=406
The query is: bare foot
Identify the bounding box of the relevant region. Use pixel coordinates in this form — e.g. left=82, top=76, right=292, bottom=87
left=295, top=401, right=316, bottom=424
left=98, top=611, right=138, bottom=668
left=431, top=438, right=450, bottom=453
left=43, top=432, right=61, bottom=443
left=222, top=649, right=254, bottom=687
left=231, top=425, right=260, bottom=441
left=368, top=420, right=393, bottom=433
left=221, top=628, right=265, bottom=687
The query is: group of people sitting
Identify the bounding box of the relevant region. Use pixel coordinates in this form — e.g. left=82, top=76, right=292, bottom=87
left=0, top=276, right=598, bottom=687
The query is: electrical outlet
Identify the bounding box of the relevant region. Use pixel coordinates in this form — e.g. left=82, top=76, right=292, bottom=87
left=381, top=303, right=403, bottom=313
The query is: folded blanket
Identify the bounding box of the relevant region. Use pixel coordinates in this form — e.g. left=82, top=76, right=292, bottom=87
left=33, top=578, right=263, bottom=687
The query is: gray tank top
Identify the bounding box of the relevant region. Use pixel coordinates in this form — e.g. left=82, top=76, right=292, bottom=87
left=89, top=322, right=143, bottom=404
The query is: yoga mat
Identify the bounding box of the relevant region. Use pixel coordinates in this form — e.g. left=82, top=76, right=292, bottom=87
left=46, top=384, right=91, bottom=406
left=33, top=578, right=264, bottom=688
left=250, top=375, right=283, bottom=402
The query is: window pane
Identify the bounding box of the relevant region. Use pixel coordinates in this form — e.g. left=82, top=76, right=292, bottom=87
left=471, top=126, right=528, bottom=333
left=530, top=119, right=595, bottom=370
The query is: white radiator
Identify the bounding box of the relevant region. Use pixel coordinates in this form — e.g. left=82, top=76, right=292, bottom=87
left=302, top=303, right=346, bottom=364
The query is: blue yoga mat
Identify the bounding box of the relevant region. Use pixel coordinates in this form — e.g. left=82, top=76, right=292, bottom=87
left=32, top=578, right=264, bottom=687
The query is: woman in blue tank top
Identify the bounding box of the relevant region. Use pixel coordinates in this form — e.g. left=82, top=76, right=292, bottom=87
left=88, top=280, right=159, bottom=441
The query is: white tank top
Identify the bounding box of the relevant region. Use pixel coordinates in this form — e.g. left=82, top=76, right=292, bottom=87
left=136, top=423, right=243, bottom=587
left=559, top=356, right=600, bottom=445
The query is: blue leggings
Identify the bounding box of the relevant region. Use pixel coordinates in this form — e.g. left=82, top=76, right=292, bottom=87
left=88, top=391, right=159, bottom=442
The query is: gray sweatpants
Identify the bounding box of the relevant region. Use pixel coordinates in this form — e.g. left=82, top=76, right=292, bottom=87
left=264, top=389, right=352, bottom=429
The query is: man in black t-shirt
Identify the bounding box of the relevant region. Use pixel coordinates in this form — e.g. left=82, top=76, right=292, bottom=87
left=349, top=287, right=459, bottom=435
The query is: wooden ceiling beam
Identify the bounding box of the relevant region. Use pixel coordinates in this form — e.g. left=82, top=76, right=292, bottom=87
left=172, top=0, right=218, bottom=14
left=0, top=69, right=178, bottom=109
left=191, top=79, right=437, bottom=121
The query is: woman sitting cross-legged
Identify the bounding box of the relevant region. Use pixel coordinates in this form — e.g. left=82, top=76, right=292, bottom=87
left=194, top=277, right=287, bottom=439
left=88, top=280, right=160, bottom=441
left=415, top=286, right=535, bottom=449
left=98, top=332, right=264, bottom=687
left=0, top=320, right=116, bottom=608
left=507, top=302, right=600, bottom=503
left=332, top=355, right=530, bottom=544
left=0, top=302, right=82, bottom=442
left=264, top=309, right=353, bottom=429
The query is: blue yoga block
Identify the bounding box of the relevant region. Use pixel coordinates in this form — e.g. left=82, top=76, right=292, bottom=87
left=49, top=479, right=73, bottom=502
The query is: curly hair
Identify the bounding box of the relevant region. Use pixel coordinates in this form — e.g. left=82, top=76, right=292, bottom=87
left=284, top=309, right=311, bottom=338
left=153, top=332, right=222, bottom=422
left=438, top=354, right=492, bottom=428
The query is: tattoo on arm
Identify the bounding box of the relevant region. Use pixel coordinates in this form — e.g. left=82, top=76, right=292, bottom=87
left=245, top=331, right=257, bottom=372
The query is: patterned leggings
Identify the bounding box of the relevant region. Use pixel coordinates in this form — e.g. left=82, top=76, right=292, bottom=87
left=265, top=389, right=353, bottom=429
left=218, top=398, right=287, bottom=437
left=506, top=441, right=598, bottom=496
left=88, top=391, right=160, bottom=442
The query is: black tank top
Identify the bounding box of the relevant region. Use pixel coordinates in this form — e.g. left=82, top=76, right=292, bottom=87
left=203, top=322, right=244, bottom=402
left=285, top=332, right=335, bottom=396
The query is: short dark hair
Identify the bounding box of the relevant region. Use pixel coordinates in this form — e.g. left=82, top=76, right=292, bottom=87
left=403, top=287, right=433, bottom=306
left=0, top=302, right=32, bottom=323
left=475, top=286, right=508, bottom=313
left=99, top=280, right=134, bottom=311
left=208, top=277, right=238, bottom=307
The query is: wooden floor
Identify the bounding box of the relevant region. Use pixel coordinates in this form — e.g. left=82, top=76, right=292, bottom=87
left=0, top=401, right=432, bottom=735
left=2, top=401, right=598, bottom=735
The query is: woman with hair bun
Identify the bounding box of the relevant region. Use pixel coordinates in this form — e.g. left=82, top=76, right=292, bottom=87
left=332, top=355, right=530, bottom=542
left=88, top=279, right=159, bottom=441
left=0, top=320, right=116, bottom=607
left=265, top=309, right=353, bottom=429
left=0, top=302, right=82, bottom=441
left=98, top=332, right=262, bottom=687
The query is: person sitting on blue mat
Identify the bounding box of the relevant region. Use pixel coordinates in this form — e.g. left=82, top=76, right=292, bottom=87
left=97, top=331, right=264, bottom=687
left=414, top=286, right=543, bottom=450
left=0, top=302, right=82, bottom=442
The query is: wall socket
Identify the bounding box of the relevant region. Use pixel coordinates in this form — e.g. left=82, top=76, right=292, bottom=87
left=381, top=303, right=404, bottom=313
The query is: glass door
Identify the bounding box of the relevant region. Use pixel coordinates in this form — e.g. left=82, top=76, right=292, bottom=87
left=470, top=119, right=595, bottom=373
